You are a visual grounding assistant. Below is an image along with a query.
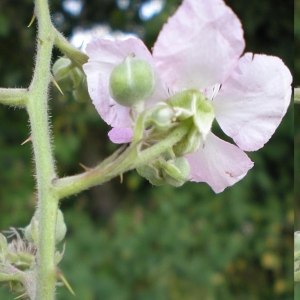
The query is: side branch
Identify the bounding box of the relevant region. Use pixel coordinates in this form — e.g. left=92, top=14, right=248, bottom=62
left=53, top=125, right=189, bottom=200
left=0, top=88, right=28, bottom=107
left=54, top=29, right=88, bottom=69
left=0, top=271, right=24, bottom=282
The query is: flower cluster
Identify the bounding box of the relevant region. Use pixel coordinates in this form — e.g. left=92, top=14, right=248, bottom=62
left=83, top=0, right=292, bottom=193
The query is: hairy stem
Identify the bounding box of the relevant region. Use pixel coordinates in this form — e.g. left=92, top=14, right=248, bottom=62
left=0, top=88, right=28, bottom=106
left=29, top=0, right=58, bottom=299
left=54, top=125, right=189, bottom=199
left=54, top=28, right=88, bottom=68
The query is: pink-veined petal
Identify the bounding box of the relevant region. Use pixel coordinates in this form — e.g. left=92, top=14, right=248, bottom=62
left=185, top=133, right=254, bottom=193
left=213, top=53, right=292, bottom=152
left=108, top=127, right=133, bottom=144
left=83, top=38, right=167, bottom=128
left=153, top=0, right=245, bottom=91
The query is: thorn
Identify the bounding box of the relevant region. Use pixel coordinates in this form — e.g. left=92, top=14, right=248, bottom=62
left=51, top=77, right=64, bottom=95
left=21, top=136, right=32, bottom=145
left=57, top=270, right=76, bottom=296
left=79, top=163, right=91, bottom=171
left=15, top=293, right=28, bottom=300
left=120, top=173, right=123, bottom=183
left=27, top=15, right=36, bottom=27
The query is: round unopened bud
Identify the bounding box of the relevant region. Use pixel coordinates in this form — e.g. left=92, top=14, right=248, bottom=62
left=24, top=209, right=67, bottom=245
left=161, top=157, right=190, bottom=187
left=53, top=58, right=85, bottom=92
left=151, top=105, right=175, bottom=128
left=52, top=57, right=73, bottom=81
left=136, top=164, right=165, bottom=186
left=109, top=54, right=156, bottom=107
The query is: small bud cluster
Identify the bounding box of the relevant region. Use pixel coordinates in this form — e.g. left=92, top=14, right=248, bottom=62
left=132, top=89, right=214, bottom=187
left=137, top=154, right=190, bottom=187
left=0, top=229, right=35, bottom=295
left=52, top=57, right=90, bottom=102
left=0, top=210, right=67, bottom=297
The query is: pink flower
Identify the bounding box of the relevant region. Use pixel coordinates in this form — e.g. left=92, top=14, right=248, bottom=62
left=83, top=0, right=292, bottom=193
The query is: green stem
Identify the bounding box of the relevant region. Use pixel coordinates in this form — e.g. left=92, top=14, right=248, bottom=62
left=54, top=125, right=189, bottom=199
left=0, top=88, right=28, bottom=106
left=54, top=28, right=88, bottom=69
left=29, top=0, right=58, bottom=299
left=295, top=88, right=300, bottom=104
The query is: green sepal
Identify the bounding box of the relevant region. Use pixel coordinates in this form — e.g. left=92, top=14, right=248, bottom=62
left=167, top=89, right=214, bottom=141
left=136, top=163, right=165, bottom=186
left=173, top=120, right=201, bottom=156
left=52, top=57, right=73, bottom=81
left=52, top=57, right=85, bottom=92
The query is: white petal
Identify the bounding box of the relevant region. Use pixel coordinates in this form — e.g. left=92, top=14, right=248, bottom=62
left=214, top=53, right=292, bottom=151
left=153, top=0, right=245, bottom=90
left=108, top=127, right=133, bottom=144
left=185, top=133, right=254, bottom=193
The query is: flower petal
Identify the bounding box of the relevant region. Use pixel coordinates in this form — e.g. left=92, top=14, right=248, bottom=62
left=83, top=38, right=167, bottom=127
left=153, top=0, right=245, bottom=91
left=185, top=133, right=254, bottom=193
left=213, top=53, right=292, bottom=151
left=108, top=127, right=133, bottom=144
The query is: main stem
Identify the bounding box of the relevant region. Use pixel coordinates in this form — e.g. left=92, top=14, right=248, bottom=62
left=28, top=0, right=58, bottom=299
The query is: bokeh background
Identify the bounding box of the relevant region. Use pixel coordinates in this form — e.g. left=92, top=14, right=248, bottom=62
left=0, top=0, right=293, bottom=299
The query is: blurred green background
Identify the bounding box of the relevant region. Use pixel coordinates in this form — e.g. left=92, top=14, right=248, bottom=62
left=0, top=0, right=293, bottom=299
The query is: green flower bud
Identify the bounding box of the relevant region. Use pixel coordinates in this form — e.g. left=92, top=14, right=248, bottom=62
left=161, top=157, right=190, bottom=187
left=136, top=164, right=165, bottom=186
left=109, top=54, right=156, bottom=107
left=52, top=57, right=85, bottom=92
left=137, top=154, right=190, bottom=188
left=173, top=122, right=201, bottom=156
left=52, top=57, right=73, bottom=81
left=55, top=209, right=67, bottom=245
left=151, top=104, right=176, bottom=128
left=24, top=210, right=66, bottom=246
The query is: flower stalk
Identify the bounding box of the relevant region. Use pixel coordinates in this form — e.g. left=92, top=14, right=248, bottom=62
left=54, top=124, right=189, bottom=199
